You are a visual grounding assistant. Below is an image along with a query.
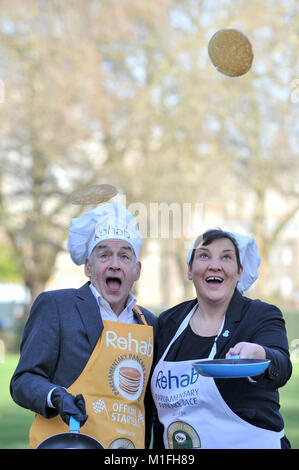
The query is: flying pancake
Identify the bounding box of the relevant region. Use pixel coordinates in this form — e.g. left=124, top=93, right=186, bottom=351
left=208, top=29, right=253, bottom=77
left=70, top=184, right=118, bottom=205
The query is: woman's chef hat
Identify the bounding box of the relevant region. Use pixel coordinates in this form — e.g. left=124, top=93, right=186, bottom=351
left=186, top=230, right=261, bottom=294
left=67, top=202, right=142, bottom=265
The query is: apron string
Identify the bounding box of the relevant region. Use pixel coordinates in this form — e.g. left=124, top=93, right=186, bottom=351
left=133, top=305, right=148, bottom=325
left=159, top=306, right=196, bottom=361
left=159, top=304, right=225, bottom=362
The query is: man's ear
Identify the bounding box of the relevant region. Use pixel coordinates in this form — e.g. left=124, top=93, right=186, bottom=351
left=84, top=259, right=92, bottom=278
left=134, top=261, right=141, bottom=281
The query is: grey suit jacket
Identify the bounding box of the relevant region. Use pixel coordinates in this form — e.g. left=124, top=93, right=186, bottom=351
left=10, top=282, right=157, bottom=446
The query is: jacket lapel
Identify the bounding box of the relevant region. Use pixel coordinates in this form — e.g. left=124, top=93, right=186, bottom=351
left=167, top=299, right=198, bottom=335
left=76, top=282, right=104, bottom=351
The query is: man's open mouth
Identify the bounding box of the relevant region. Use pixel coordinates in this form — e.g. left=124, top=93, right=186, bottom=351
left=106, top=277, right=122, bottom=292
left=205, top=276, right=224, bottom=285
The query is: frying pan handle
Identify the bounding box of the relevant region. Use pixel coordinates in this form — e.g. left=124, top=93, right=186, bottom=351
left=69, top=416, right=80, bottom=433
left=229, top=354, right=240, bottom=359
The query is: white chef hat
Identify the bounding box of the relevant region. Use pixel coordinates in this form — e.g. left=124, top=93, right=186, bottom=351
left=67, top=202, right=142, bottom=265
left=186, top=229, right=261, bottom=294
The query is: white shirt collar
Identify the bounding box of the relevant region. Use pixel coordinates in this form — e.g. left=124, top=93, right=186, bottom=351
left=89, top=282, right=137, bottom=323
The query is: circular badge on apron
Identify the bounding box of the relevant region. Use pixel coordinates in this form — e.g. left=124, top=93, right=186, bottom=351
left=113, top=359, right=144, bottom=401
left=109, top=438, right=136, bottom=449
left=167, top=421, right=201, bottom=449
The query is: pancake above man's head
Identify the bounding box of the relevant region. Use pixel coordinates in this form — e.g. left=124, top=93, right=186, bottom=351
left=70, top=184, right=118, bottom=205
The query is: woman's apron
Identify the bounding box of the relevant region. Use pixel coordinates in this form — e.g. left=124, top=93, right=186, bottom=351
left=151, top=306, right=284, bottom=449
left=30, top=306, right=154, bottom=449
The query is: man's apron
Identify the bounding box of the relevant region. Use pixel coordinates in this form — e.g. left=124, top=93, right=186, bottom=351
left=151, top=306, right=284, bottom=449
left=30, top=306, right=154, bottom=449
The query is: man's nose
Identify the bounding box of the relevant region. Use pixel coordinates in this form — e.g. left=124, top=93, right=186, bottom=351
left=109, top=254, right=121, bottom=269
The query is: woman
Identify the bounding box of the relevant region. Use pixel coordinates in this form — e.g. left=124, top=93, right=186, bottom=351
left=151, top=229, right=292, bottom=449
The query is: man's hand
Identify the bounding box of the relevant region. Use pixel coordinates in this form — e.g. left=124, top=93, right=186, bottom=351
left=51, top=387, right=88, bottom=426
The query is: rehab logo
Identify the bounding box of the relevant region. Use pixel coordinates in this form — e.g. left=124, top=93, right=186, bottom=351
left=105, top=330, right=153, bottom=358
left=155, top=368, right=199, bottom=390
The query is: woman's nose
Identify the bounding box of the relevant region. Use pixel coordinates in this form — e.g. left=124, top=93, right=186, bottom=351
left=208, top=258, right=222, bottom=270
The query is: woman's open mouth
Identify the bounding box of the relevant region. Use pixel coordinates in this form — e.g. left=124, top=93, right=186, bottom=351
left=205, top=276, right=224, bottom=286
left=106, top=277, right=122, bottom=292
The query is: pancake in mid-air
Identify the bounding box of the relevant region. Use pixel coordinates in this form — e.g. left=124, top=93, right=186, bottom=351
left=208, top=29, right=253, bottom=77
left=70, top=184, right=118, bottom=205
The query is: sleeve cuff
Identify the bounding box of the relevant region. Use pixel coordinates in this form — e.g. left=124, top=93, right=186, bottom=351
left=47, top=388, right=57, bottom=408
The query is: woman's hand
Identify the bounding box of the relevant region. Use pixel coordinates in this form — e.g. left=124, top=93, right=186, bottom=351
left=226, top=342, right=266, bottom=360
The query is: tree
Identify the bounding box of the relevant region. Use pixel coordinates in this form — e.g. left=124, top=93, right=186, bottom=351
left=0, top=1, right=112, bottom=301
left=0, top=0, right=298, bottom=307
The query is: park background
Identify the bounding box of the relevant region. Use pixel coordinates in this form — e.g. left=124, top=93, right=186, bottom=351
left=0, top=0, right=299, bottom=449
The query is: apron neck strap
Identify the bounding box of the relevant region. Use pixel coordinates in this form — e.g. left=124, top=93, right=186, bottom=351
left=208, top=316, right=225, bottom=360
left=160, top=304, right=225, bottom=361
left=160, top=306, right=196, bottom=361
left=133, top=305, right=148, bottom=325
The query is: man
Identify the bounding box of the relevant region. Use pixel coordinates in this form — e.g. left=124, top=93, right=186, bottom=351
left=10, top=202, right=156, bottom=449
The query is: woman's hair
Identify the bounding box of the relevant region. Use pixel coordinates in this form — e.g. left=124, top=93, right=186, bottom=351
left=188, top=229, right=242, bottom=272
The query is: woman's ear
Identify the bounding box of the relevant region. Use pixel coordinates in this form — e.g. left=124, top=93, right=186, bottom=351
left=237, top=264, right=244, bottom=281
left=187, top=266, right=193, bottom=280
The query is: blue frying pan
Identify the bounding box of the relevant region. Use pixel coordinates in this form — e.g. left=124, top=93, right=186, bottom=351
left=193, top=354, right=270, bottom=378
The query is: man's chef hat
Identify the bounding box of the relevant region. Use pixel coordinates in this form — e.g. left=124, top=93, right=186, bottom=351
left=186, top=230, right=261, bottom=294
left=67, top=202, right=142, bottom=265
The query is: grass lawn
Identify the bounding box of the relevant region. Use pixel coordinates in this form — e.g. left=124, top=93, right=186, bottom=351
left=279, top=362, right=299, bottom=448
left=1, top=355, right=298, bottom=449
left=0, top=355, right=32, bottom=449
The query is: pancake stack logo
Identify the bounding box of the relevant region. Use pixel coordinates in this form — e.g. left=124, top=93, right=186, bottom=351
left=113, top=360, right=144, bottom=401
left=119, top=367, right=141, bottom=396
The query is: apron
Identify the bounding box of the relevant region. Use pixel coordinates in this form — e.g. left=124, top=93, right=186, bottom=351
left=30, top=306, right=154, bottom=449
left=151, top=306, right=284, bottom=449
